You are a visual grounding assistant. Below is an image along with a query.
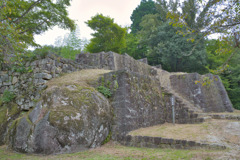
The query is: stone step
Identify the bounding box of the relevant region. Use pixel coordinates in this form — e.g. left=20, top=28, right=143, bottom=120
left=115, top=135, right=226, bottom=150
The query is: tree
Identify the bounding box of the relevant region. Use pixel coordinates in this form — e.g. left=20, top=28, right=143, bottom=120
left=205, top=39, right=240, bottom=110
left=121, top=32, right=148, bottom=59
left=222, top=53, right=240, bottom=110
left=136, top=0, right=207, bottom=72
left=125, top=0, right=158, bottom=59
left=167, top=0, right=240, bottom=63
left=52, top=27, right=85, bottom=59
left=0, top=0, right=75, bottom=60
left=85, top=14, right=127, bottom=53
left=130, top=0, right=157, bottom=34
left=144, top=22, right=207, bottom=72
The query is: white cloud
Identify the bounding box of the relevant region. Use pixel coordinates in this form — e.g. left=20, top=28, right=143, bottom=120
left=34, top=0, right=141, bottom=46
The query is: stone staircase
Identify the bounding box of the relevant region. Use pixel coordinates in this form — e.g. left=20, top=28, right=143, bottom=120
left=155, top=68, right=204, bottom=123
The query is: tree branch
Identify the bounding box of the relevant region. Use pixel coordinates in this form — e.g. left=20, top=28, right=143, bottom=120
left=18, top=20, right=47, bottom=34
left=216, top=48, right=238, bottom=73
left=219, top=21, right=240, bottom=28
left=13, top=0, right=42, bottom=24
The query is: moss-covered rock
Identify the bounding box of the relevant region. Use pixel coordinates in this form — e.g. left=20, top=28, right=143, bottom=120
left=0, top=103, right=21, bottom=145
left=7, top=84, right=112, bottom=154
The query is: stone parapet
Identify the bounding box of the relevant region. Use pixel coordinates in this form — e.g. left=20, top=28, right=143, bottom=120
left=76, top=52, right=157, bottom=76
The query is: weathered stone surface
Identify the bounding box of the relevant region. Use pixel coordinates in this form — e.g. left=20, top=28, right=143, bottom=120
left=12, top=77, right=18, bottom=84
left=12, top=117, right=32, bottom=153
left=42, top=73, right=52, bottom=80
left=118, top=135, right=226, bottom=150
left=0, top=52, right=234, bottom=155
left=1, top=74, right=9, bottom=82
left=0, top=103, right=20, bottom=145
left=99, top=70, right=202, bottom=137
left=170, top=73, right=233, bottom=112
left=76, top=52, right=155, bottom=76
left=7, top=84, right=112, bottom=154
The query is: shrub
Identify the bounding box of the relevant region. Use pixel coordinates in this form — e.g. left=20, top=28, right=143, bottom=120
left=97, top=86, right=112, bottom=98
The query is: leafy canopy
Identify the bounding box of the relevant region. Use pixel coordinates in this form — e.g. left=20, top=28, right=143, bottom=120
left=167, top=0, right=240, bottom=69
left=85, top=14, right=127, bottom=53
left=0, top=0, right=75, bottom=58
left=130, top=0, right=157, bottom=34
left=135, top=0, right=207, bottom=72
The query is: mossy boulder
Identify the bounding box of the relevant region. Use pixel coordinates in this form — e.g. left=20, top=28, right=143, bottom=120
left=0, top=103, right=20, bottom=145
left=7, top=84, right=112, bottom=154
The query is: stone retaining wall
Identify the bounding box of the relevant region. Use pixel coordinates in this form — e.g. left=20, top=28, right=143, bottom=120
left=116, top=135, right=226, bottom=150
left=170, top=73, right=233, bottom=112
left=76, top=52, right=156, bottom=76
left=209, top=114, right=240, bottom=120
left=0, top=54, right=82, bottom=110
left=99, top=70, right=204, bottom=137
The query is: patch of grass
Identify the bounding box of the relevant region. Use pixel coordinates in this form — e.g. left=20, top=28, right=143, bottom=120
left=128, top=122, right=211, bottom=142
left=0, top=90, right=15, bottom=103
left=0, top=142, right=232, bottom=160
left=47, top=69, right=111, bottom=88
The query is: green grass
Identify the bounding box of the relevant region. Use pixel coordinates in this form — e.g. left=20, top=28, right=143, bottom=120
left=0, top=143, right=226, bottom=160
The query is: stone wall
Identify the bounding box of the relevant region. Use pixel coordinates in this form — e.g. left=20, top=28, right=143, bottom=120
left=116, top=135, right=226, bottom=150
left=0, top=52, right=234, bottom=154
left=76, top=52, right=156, bottom=76
left=170, top=73, right=233, bottom=112
left=0, top=54, right=82, bottom=110
left=99, top=70, right=204, bottom=137
left=77, top=52, right=233, bottom=113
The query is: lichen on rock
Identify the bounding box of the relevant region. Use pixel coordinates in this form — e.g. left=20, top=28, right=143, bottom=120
left=7, top=70, right=113, bottom=154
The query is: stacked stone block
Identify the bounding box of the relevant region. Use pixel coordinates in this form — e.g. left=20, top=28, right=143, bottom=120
left=0, top=54, right=82, bottom=110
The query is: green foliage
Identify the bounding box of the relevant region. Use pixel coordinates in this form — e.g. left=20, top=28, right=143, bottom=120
left=6, top=53, right=34, bottom=73
left=127, top=0, right=207, bottom=73
left=85, top=14, right=127, bottom=53
left=97, top=86, right=112, bottom=98
left=206, top=38, right=240, bottom=110
left=53, top=27, right=88, bottom=59
left=122, top=31, right=149, bottom=60
left=130, top=0, right=157, bottom=34
left=12, top=64, right=32, bottom=74
left=102, top=131, right=112, bottom=145
left=113, top=80, right=119, bottom=91
left=168, top=0, right=240, bottom=57
left=141, top=20, right=207, bottom=72
left=205, top=39, right=231, bottom=73
left=0, top=0, right=75, bottom=63
left=33, top=28, right=87, bottom=60
left=0, top=90, right=15, bottom=103
left=126, top=0, right=157, bottom=59
left=31, top=46, right=52, bottom=59
left=220, top=52, right=240, bottom=110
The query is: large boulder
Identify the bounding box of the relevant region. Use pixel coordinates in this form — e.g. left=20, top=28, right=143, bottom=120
left=7, top=84, right=112, bottom=154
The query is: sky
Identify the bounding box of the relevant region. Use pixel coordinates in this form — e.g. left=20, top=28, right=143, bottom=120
left=34, top=0, right=142, bottom=46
